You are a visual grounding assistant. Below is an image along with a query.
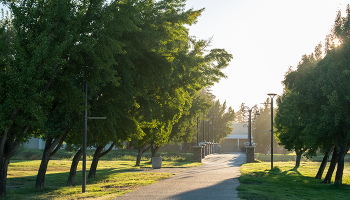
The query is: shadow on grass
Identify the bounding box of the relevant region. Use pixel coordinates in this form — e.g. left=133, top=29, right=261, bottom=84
left=7, top=166, right=143, bottom=191
left=6, top=167, right=173, bottom=200
left=238, top=164, right=350, bottom=200
left=268, top=166, right=301, bottom=176
left=7, top=159, right=195, bottom=192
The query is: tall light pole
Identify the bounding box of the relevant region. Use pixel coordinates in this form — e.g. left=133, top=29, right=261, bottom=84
left=252, top=111, right=260, bottom=146
left=83, top=79, right=87, bottom=193
left=208, top=120, right=211, bottom=142
left=267, top=93, right=277, bottom=170
left=243, top=106, right=259, bottom=163
left=82, top=79, right=106, bottom=193
left=243, top=106, right=259, bottom=146
left=202, top=116, right=205, bottom=142
left=212, top=119, right=215, bottom=143
left=196, top=117, right=199, bottom=146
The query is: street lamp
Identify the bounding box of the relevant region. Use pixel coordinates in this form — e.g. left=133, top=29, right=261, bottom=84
left=196, top=117, right=199, bottom=146
left=82, top=79, right=106, bottom=193
left=243, top=106, right=259, bottom=146
left=267, top=93, right=277, bottom=170
left=202, top=116, right=206, bottom=142
left=211, top=117, right=215, bottom=143
left=208, top=121, right=211, bottom=142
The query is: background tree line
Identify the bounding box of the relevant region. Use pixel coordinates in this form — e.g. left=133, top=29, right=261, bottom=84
left=0, top=0, right=235, bottom=197
left=234, top=101, right=279, bottom=154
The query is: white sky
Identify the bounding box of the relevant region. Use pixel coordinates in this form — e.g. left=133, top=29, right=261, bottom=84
left=185, top=0, right=349, bottom=111
left=1, top=1, right=349, bottom=112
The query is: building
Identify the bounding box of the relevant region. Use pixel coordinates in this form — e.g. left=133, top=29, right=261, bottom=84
left=24, top=138, right=45, bottom=149
left=24, top=138, right=121, bottom=150
left=220, top=123, right=251, bottom=152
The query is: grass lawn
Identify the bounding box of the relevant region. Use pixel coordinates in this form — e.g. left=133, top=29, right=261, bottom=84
left=254, top=153, right=350, bottom=162
left=238, top=161, right=350, bottom=200
left=5, top=149, right=202, bottom=199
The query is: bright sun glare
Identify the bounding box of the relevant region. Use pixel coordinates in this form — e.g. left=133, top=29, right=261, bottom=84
left=333, top=38, right=341, bottom=47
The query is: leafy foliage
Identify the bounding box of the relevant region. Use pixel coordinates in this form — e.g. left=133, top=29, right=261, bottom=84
left=274, top=5, right=350, bottom=185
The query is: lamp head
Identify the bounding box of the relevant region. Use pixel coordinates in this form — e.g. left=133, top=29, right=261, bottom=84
left=267, top=93, right=277, bottom=98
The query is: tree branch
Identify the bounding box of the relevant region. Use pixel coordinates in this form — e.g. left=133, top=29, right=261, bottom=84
left=1, top=107, right=21, bottom=156
left=99, top=143, right=115, bottom=158
left=45, top=65, right=61, bottom=92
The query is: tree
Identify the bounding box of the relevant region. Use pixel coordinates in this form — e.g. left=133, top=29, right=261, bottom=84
left=209, top=100, right=235, bottom=143
left=234, top=103, right=248, bottom=123
left=66, top=0, right=144, bottom=182
left=0, top=0, right=93, bottom=194
left=168, top=92, right=211, bottom=153
left=274, top=5, right=350, bottom=185
left=0, top=0, right=131, bottom=192
left=123, top=0, right=232, bottom=166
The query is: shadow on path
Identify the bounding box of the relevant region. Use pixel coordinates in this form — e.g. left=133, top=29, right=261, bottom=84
left=114, top=152, right=245, bottom=200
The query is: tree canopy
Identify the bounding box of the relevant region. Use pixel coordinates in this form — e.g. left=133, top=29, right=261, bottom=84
left=274, top=5, right=350, bottom=185
left=0, top=0, right=233, bottom=196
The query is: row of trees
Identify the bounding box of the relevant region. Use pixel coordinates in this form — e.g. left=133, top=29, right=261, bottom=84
left=0, top=0, right=234, bottom=197
left=275, top=6, right=350, bottom=185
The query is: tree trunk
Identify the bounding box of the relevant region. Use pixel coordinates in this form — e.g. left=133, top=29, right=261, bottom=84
left=295, top=150, right=301, bottom=167
left=88, top=146, right=104, bottom=179
left=35, top=134, right=66, bottom=189
left=315, top=147, right=333, bottom=179
left=67, top=148, right=83, bottom=186
left=136, top=143, right=150, bottom=166
left=88, top=143, right=115, bottom=178
left=151, top=144, right=160, bottom=157
left=0, top=157, right=10, bottom=198
left=323, top=148, right=338, bottom=184
left=334, top=144, right=349, bottom=185
left=36, top=151, right=50, bottom=190
left=0, top=128, right=24, bottom=198
left=182, top=142, right=187, bottom=153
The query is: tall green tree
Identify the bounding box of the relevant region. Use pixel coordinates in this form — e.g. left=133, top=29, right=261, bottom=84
left=123, top=0, right=232, bottom=166
left=0, top=0, right=88, bottom=194
left=208, top=100, right=235, bottom=143
left=234, top=103, right=248, bottom=123
left=0, top=0, right=128, bottom=192
left=275, top=5, right=350, bottom=185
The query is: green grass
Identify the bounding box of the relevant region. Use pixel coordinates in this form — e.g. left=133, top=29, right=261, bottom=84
left=238, top=162, right=350, bottom=200
left=254, top=153, right=350, bottom=162
left=12, top=147, right=194, bottom=162
left=5, top=148, right=202, bottom=199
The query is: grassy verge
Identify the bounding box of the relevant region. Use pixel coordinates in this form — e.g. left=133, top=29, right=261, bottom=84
left=6, top=148, right=202, bottom=199
left=254, top=153, right=350, bottom=162
left=12, top=147, right=195, bottom=162
left=238, top=162, right=350, bottom=200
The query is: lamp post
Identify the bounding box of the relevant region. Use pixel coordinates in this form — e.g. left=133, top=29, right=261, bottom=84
left=202, top=116, right=205, bottom=142
left=243, top=106, right=259, bottom=146
left=196, top=117, right=199, bottom=146
left=267, top=93, right=277, bottom=170
left=212, top=124, right=215, bottom=142
left=207, top=119, right=211, bottom=155
left=82, top=79, right=106, bottom=193
left=243, top=106, right=259, bottom=163
left=252, top=112, right=260, bottom=146
left=208, top=121, right=211, bottom=142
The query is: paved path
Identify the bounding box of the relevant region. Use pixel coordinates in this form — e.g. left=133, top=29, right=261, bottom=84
left=114, top=152, right=246, bottom=200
